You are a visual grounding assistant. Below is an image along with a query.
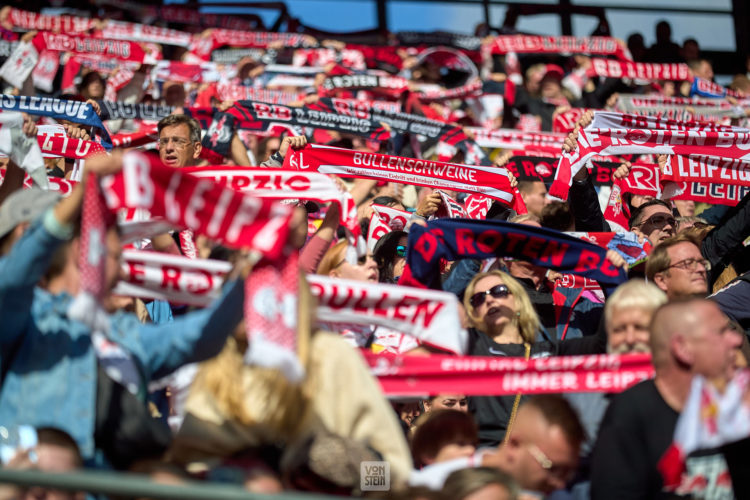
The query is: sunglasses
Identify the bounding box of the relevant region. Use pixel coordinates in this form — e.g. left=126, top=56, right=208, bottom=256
left=470, top=284, right=511, bottom=308
left=395, top=245, right=406, bottom=257
left=637, top=213, right=676, bottom=230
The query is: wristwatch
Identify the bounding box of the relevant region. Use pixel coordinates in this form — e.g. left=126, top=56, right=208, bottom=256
left=270, top=151, right=284, bottom=164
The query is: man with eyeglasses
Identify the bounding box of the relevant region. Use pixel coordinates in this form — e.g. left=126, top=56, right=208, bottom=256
left=591, top=299, right=743, bottom=499
left=645, top=233, right=711, bottom=300
left=157, top=114, right=204, bottom=168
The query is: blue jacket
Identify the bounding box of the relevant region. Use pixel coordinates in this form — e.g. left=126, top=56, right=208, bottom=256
left=0, top=212, right=244, bottom=461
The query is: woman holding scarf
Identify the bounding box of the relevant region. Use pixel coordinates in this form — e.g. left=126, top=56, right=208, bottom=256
left=462, top=270, right=611, bottom=447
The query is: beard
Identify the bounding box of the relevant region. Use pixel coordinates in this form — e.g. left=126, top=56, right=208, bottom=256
left=607, top=341, right=651, bottom=355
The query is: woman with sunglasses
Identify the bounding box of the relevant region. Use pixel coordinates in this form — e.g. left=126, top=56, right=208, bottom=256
left=463, top=270, right=608, bottom=447
left=373, top=231, right=409, bottom=284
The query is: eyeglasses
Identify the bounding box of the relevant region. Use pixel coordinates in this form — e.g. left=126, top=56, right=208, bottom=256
left=636, top=213, right=676, bottom=230
left=469, top=284, right=511, bottom=308
left=667, top=257, right=711, bottom=272
left=157, top=137, right=192, bottom=148
left=526, top=443, right=575, bottom=482
left=395, top=245, right=406, bottom=257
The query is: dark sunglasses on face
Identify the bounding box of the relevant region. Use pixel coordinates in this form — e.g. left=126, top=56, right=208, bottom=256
left=395, top=245, right=406, bottom=257
left=637, top=213, right=676, bottom=230
left=470, top=284, right=511, bottom=308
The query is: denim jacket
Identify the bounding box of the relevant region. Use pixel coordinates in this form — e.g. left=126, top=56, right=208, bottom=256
left=0, top=212, right=244, bottom=460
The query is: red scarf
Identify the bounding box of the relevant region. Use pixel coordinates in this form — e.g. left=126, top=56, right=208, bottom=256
left=6, top=7, right=95, bottom=32
left=38, top=133, right=107, bottom=159
left=587, top=59, right=691, bottom=81
left=366, top=352, right=654, bottom=396
left=101, top=151, right=293, bottom=258
left=466, top=127, right=565, bottom=153
left=182, top=167, right=359, bottom=235
left=283, top=144, right=523, bottom=211
left=31, top=32, right=156, bottom=64
left=486, top=35, right=632, bottom=61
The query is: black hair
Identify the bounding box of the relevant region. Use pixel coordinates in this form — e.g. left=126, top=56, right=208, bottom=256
left=373, top=230, right=408, bottom=283
left=628, top=198, right=672, bottom=229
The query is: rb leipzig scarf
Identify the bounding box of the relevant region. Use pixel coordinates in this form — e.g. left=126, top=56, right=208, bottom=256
left=110, top=123, right=158, bottom=148
left=690, top=77, right=744, bottom=99
left=31, top=32, right=157, bottom=64
left=319, top=73, right=409, bottom=98
left=101, top=151, right=293, bottom=258
left=366, top=203, right=411, bottom=250
left=97, top=20, right=193, bottom=47
left=366, top=351, right=653, bottom=396
left=0, top=40, right=38, bottom=89
left=283, top=144, right=522, bottom=209
left=0, top=94, right=113, bottom=149
left=37, top=132, right=107, bottom=160
left=183, top=167, right=359, bottom=235
left=586, top=59, right=691, bottom=81
left=486, top=35, right=632, bottom=61
left=402, top=219, right=628, bottom=292
left=308, top=275, right=467, bottom=354
left=216, top=83, right=302, bottom=104
left=548, top=112, right=750, bottom=200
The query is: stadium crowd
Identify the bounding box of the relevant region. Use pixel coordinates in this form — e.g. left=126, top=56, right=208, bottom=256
left=1, top=2, right=750, bottom=499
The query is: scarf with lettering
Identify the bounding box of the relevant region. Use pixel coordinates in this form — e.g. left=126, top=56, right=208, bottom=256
left=30, top=32, right=156, bottom=64
left=367, top=352, right=653, bottom=396
left=226, top=100, right=391, bottom=141
left=215, top=83, right=302, bottom=104
left=690, top=77, right=745, bottom=99
left=101, top=151, right=293, bottom=258
left=96, top=20, right=193, bottom=47
left=0, top=94, right=113, bottom=149
left=158, top=5, right=261, bottom=30
left=153, top=61, right=221, bottom=84
left=189, top=30, right=317, bottom=61
left=5, top=7, right=95, bottom=32
left=97, top=101, right=175, bottom=122
left=311, top=97, right=467, bottom=143
left=614, top=94, right=742, bottom=121
left=548, top=111, right=750, bottom=200
left=309, top=275, right=467, bottom=354
left=466, top=127, right=566, bottom=153
left=37, top=132, right=107, bottom=160
left=319, top=73, right=410, bottom=98
left=182, top=167, right=359, bottom=234
left=586, top=59, right=691, bottom=81
left=435, top=191, right=468, bottom=219
left=283, top=144, right=523, bottom=210
left=211, top=48, right=266, bottom=64
left=416, top=79, right=485, bottom=102
left=486, top=35, right=632, bottom=61
left=506, top=153, right=622, bottom=188
left=401, top=219, right=628, bottom=293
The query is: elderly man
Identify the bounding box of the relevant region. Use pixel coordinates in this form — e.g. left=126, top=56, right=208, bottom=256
left=590, top=299, right=743, bottom=499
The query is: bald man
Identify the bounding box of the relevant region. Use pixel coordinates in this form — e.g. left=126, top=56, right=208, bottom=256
left=590, top=299, right=742, bottom=499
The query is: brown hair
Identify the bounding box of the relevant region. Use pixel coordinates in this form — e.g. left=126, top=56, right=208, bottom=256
left=157, top=114, right=202, bottom=143
left=316, top=240, right=348, bottom=276
left=410, top=410, right=478, bottom=468
left=443, top=467, right=518, bottom=500
left=645, top=232, right=703, bottom=281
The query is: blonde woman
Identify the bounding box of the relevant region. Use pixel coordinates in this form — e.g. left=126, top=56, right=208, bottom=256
left=463, top=270, right=608, bottom=447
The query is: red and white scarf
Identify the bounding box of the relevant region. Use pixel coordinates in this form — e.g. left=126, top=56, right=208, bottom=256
left=486, top=35, right=632, bottom=61
left=308, top=275, right=467, bottom=354
left=5, top=7, right=96, bottom=33
left=367, top=352, right=654, bottom=396
left=101, top=151, right=293, bottom=258
left=466, top=127, right=565, bottom=153
left=31, top=32, right=157, bottom=64
left=37, top=132, right=107, bottom=159
left=183, top=167, right=359, bottom=235
left=366, top=203, right=411, bottom=251
left=216, top=83, right=302, bottom=104
left=284, top=144, right=521, bottom=209
left=96, top=20, right=193, bottom=48
left=549, top=111, right=750, bottom=200
left=587, top=59, right=691, bottom=81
